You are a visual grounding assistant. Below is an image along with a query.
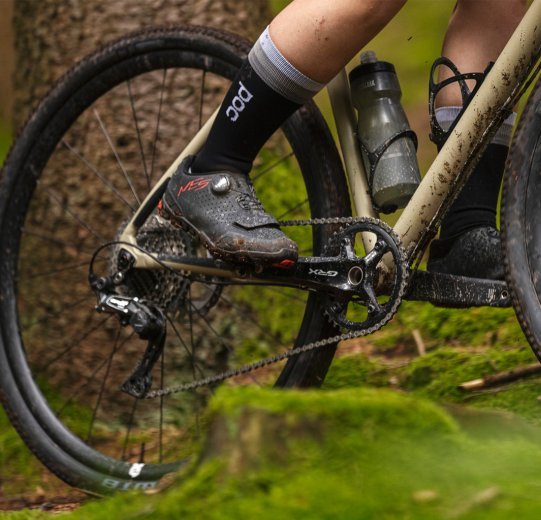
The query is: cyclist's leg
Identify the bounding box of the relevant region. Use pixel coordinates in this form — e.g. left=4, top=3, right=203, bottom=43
left=162, top=0, right=407, bottom=263
left=428, top=0, right=526, bottom=279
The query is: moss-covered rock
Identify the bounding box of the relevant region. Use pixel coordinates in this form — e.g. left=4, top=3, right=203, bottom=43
left=61, top=386, right=541, bottom=519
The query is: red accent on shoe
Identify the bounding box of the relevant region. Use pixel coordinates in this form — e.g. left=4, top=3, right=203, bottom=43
left=176, top=177, right=210, bottom=197
left=157, top=198, right=163, bottom=211
left=272, top=259, right=296, bottom=269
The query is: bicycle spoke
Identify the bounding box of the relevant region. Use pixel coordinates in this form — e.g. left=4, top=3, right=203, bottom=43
left=188, top=299, right=262, bottom=386
left=276, top=197, right=309, bottom=220
left=198, top=69, right=206, bottom=131
left=218, top=292, right=286, bottom=346
left=21, top=294, right=94, bottom=333
left=43, top=187, right=106, bottom=242
left=38, top=313, right=114, bottom=372
left=252, top=152, right=294, bottom=181
left=159, top=350, right=165, bottom=464
left=22, top=227, right=97, bottom=256
left=127, top=79, right=151, bottom=191
left=121, top=398, right=139, bottom=462
left=55, top=331, right=134, bottom=419
left=166, top=316, right=207, bottom=380
left=19, top=260, right=94, bottom=281
left=61, top=139, right=137, bottom=212
left=93, top=108, right=141, bottom=206
left=188, top=286, right=202, bottom=439
left=150, top=69, right=167, bottom=183
left=260, top=285, right=308, bottom=304
left=86, top=328, right=121, bottom=443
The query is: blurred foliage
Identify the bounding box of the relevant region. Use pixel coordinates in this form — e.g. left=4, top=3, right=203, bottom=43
left=372, top=300, right=525, bottom=353
left=0, top=122, right=11, bottom=166
left=0, top=407, right=49, bottom=497
left=60, top=387, right=541, bottom=519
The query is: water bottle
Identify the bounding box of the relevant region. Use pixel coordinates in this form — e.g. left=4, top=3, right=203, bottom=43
left=349, top=51, right=421, bottom=213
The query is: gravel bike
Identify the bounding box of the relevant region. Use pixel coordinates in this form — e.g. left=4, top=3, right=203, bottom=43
left=0, top=2, right=540, bottom=495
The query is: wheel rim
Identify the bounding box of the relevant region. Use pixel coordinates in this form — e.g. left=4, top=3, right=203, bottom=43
left=0, top=30, right=336, bottom=486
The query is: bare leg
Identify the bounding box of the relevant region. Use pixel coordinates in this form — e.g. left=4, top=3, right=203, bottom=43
left=438, top=0, right=526, bottom=106
left=270, top=0, right=407, bottom=82
left=191, top=0, right=409, bottom=177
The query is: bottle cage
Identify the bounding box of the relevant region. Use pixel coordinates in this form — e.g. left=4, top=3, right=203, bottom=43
left=358, top=130, right=419, bottom=193
left=429, top=56, right=493, bottom=149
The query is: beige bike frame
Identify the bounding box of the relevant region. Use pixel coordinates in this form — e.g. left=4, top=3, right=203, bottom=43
left=120, top=0, right=541, bottom=274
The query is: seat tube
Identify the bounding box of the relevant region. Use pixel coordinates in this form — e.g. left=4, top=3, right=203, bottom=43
left=327, top=69, right=378, bottom=251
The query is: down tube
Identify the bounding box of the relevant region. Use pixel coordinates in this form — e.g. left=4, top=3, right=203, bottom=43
left=392, top=0, right=541, bottom=265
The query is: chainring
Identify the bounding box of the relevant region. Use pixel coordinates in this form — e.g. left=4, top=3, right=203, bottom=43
left=322, top=219, right=408, bottom=331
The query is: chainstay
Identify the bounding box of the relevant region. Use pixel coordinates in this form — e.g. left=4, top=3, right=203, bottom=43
left=144, top=216, right=407, bottom=399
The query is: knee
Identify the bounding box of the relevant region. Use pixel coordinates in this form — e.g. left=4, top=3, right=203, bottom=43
left=371, top=0, right=408, bottom=18
left=454, top=0, right=526, bottom=26
left=351, top=0, right=408, bottom=25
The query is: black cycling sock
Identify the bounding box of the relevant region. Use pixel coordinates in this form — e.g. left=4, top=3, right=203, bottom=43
left=191, top=59, right=301, bottom=175
left=438, top=143, right=508, bottom=242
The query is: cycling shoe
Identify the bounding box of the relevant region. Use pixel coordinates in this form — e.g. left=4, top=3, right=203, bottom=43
left=427, top=226, right=504, bottom=280
left=160, top=156, right=298, bottom=265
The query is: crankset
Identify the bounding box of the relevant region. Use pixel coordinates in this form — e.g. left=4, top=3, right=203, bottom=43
left=233, top=218, right=409, bottom=326
left=321, top=220, right=408, bottom=331
left=88, top=216, right=408, bottom=399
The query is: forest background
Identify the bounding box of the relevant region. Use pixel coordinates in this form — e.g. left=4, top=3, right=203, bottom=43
left=2, top=1, right=541, bottom=518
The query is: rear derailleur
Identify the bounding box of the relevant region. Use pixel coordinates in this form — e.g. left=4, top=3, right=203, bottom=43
left=89, top=259, right=166, bottom=399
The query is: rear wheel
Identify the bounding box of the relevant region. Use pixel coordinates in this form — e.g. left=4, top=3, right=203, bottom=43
left=0, top=26, right=350, bottom=494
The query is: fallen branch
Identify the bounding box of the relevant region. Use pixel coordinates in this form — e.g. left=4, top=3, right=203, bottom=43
left=459, top=363, right=541, bottom=391
left=412, top=329, right=426, bottom=356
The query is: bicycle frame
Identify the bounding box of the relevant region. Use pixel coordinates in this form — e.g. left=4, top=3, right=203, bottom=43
left=119, top=0, right=541, bottom=277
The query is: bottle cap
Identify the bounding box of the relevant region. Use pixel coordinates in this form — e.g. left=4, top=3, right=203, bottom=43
left=349, top=50, right=396, bottom=84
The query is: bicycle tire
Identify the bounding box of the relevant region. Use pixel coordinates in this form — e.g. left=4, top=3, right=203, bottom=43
left=0, top=25, right=351, bottom=495
left=502, top=76, right=541, bottom=360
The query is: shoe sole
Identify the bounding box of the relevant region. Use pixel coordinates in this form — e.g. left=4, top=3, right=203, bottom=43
left=159, top=194, right=297, bottom=266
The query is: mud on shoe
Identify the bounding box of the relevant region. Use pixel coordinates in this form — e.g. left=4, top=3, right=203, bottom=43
left=160, top=156, right=298, bottom=265
left=427, top=226, right=504, bottom=280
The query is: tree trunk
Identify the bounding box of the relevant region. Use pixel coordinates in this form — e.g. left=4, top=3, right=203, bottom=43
left=13, top=0, right=270, bottom=129
left=11, top=1, right=270, bottom=411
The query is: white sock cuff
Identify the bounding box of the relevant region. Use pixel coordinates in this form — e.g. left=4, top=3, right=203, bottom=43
left=248, top=26, right=325, bottom=105
left=435, top=106, right=516, bottom=147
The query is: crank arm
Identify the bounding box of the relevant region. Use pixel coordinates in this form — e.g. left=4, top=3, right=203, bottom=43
left=122, top=250, right=373, bottom=297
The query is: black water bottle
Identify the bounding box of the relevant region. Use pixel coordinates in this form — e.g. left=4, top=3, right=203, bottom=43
left=349, top=51, right=421, bottom=213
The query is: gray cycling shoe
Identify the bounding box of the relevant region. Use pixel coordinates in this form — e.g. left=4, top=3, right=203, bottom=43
left=427, top=226, right=504, bottom=280
left=160, top=156, right=298, bottom=265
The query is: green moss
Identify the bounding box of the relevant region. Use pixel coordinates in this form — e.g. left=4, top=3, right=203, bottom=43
left=208, top=386, right=459, bottom=436
left=325, top=344, right=541, bottom=427
left=323, top=353, right=391, bottom=389
left=68, top=387, right=541, bottom=519
left=0, top=122, right=11, bottom=166
left=374, top=301, right=525, bottom=348
left=0, top=512, right=48, bottom=520
left=402, top=345, right=536, bottom=398
left=0, top=407, right=48, bottom=496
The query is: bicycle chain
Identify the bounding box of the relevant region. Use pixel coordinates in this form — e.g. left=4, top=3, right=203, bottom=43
left=144, top=216, right=408, bottom=399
